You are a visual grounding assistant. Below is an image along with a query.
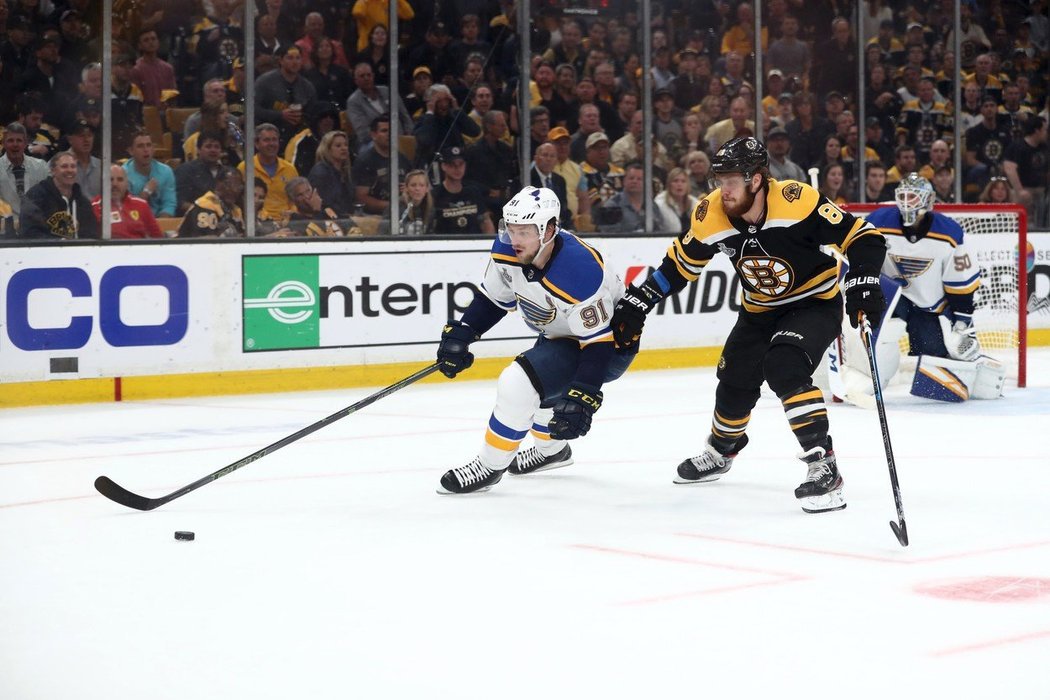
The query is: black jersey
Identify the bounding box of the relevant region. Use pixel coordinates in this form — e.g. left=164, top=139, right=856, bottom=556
left=658, top=179, right=884, bottom=314
left=432, top=182, right=490, bottom=234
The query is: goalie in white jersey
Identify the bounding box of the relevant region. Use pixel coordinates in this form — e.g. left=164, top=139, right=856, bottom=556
left=435, top=186, right=636, bottom=494
left=842, top=173, right=1005, bottom=401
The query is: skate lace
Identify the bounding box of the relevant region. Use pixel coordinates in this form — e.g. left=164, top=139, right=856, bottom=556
left=453, top=459, right=492, bottom=486
left=692, top=448, right=726, bottom=473
left=805, top=461, right=832, bottom=483
left=517, top=447, right=544, bottom=470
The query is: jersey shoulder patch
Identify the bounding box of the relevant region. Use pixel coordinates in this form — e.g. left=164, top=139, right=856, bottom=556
left=766, top=179, right=820, bottom=222
left=543, top=234, right=605, bottom=303
left=687, top=193, right=733, bottom=242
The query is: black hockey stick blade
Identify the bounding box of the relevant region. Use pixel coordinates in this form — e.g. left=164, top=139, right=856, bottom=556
left=890, top=519, right=909, bottom=547
left=94, top=363, right=441, bottom=511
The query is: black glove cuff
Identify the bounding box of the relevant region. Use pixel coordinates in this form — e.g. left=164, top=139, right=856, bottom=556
left=566, top=382, right=603, bottom=412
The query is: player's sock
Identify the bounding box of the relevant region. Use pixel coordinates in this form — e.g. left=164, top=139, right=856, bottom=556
left=710, top=408, right=750, bottom=453
left=675, top=434, right=749, bottom=484
left=437, top=457, right=505, bottom=494
left=794, top=442, right=846, bottom=513
left=508, top=444, right=574, bottom=475
left=780, top=385, right=829, bottom=449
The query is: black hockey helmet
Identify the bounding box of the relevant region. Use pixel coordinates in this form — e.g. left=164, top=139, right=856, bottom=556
left=710, top=136, right=769, bottom=178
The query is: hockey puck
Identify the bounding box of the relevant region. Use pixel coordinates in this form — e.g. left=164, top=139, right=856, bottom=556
left=174, top=531, right=195, bottom=541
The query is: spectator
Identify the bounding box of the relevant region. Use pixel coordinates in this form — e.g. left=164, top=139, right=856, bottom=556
left=192, top=0, right=245, bottom=82
left=183, top=79, right=238, bottom=141
left=670, top=49, right=704, bottom=112
left=569, top=102, right=605, bottom=163
left=816, top=133, right=845, bottom=177
left=594, top=61, right=622, bottom=107
left=109, top=53, right=145, bottom=153
left=464, top=83, right=509, bottom=147
left=864, top=116, right=894, bottom=166
left=553, top=63, right=579, bottom=123
left=308, top=129, right=355, bottom=217
left=567, top=76, right=618, bottom=139
left=965, top=95, right=1012, bottom=178
left=680, top=112, right=706, bottom=158
left=1, top=16, right=35, bottom=77
left=17, top=94, right=57, bottom=162
left=863, top=160, right=893, bottom=202
left=768, top=14, right=806, bottom=82
left=705, top=96, right=755, bottom=154
left=448, top=14, right=491, bottom=76
left=352, top=115, right=409, bottom=215
left=178, top=166, right=246, bottom=238
left=946, top=3, right=990, bottom=70
left=718, top=51, right=751, bottom=99
left=825, top=92, right=847, bottom=128
left=650, top=47, right=675, bottom=91
left=254, top=13, right=285, bottom=57
left=1000, top=84, right=1035, bottom=142
left=548, top=126, right=589, bottom=221
left=18, top=150, right=97, bottom=239
left=285, top=176, right=353, bottom=236
left=254, top=45, right=316, bottom=146
left=542, top=18, right=587, bottom=77
left=175, top=132, right=225, bottom=215
left=304, top=38, right=353, bottom=108
left=766, top=126, right=806, bottom=182
left=1003, top=116, right=1048, bottom=228
left=978, top=175, right=1019, bottom=204
left=403, top=66, right=433, bottom=120
left=918, top=140, right=953, bottom=181
left=581, top=132, right=623, bottom=209
left=611, top=110, right=671, bottom=172
left=92, top=164, right=162, bottom=239
left=0, top=122, right=51, bottom=217
left=448, top=53, right=484, bottom=107
left=812, top=17, right=857, bottom=102
left=351, top=0, right=414, bottom=54
left=653, top=167, right=699, bottom=234
left=785, top=91, right=835, bottom=171
left=963, top=53, right=1003, bottom=103
left=131, top=29, right=175, bottom=107
left=347, top=61, right=414, bottom=156
left=897, top=78, right=952, bottom=163
left=931, top=165, right=956, bottom=204
left=431, top=144, right=494, bottom=235
left=183, top=99, right=242, bottom=164
left=819, top=163, right=848, bottom=204
left=16, top=35, right=77, bottom=125
left=406, top=22, right=456, bottom=88
left=284, top=102, right=339, bottom=176
left=886, top=144, right=918, bottom=186
left=530, top=141, right=572, bottom=229
left=237, top=123, right=298, bottom=220
left=865, top=20, right=904, bottom=65
left=531, top=60, right=572, bottom=129
left=525, top=106, right=551, bottom=159
left=296, top=12, right=350, bottom=71
left=683, top=150, right=713, bottom=199
left=399, top=169, right=435, bottom=235
left=122, top=131, right=176, bottom=218
left=465, top=109, right=519, bottom=221
left=596, top=160, right=646, bottom=233
left=721, top=2, right=767, bottom=57
left=66, top=119, right=100, bottom=201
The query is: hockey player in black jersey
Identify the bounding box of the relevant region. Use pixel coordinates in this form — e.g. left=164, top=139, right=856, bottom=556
left=611, top=136, right=888, bottom=513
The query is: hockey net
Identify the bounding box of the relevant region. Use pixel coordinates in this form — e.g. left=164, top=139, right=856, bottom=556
left=846, top=203, right=1028, bottom=387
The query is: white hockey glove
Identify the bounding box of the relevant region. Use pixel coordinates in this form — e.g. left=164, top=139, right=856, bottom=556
left=945, top=319, right=980, bottom=362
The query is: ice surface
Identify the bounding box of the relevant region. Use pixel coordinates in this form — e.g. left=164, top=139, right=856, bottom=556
left=3, top=351, right=1050, bottom=699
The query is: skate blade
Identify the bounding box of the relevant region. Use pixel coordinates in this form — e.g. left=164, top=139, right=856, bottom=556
left=673, top=474, right=723, bottom=485
left=435, top=485, right=494, bottom=495
left=799, top=489, right=847, bottom=513
left=508, top=459, right=574, bottom=476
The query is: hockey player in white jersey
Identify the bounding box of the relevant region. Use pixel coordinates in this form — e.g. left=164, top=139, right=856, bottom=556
left=842, top=173, right=1005, bottom=401
left=435, top=186, right=636, bottom=494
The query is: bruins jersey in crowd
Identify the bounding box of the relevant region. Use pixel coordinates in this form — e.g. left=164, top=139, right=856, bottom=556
left=658, top=179, right=883, bottom=313
left=178, top=191, right=244, bottom=238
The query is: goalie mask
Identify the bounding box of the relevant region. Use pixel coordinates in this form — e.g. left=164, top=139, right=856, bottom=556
left=894, top=173, right=935, bottom=227
left=499, top=186, right=561, bottom=249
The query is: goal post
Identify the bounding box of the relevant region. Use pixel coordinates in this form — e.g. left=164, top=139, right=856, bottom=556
left=845, top=203, right=1028, bottom=388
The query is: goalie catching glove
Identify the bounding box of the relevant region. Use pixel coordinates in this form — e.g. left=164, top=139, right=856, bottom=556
left=944, top=318, right=981, bottom=362
left=842, top=271, right=885, bottom=329
left=437, top=320, right=479, bottom=378
left=548, top=383, right=603, bottom=440
left=611, top=279, right=664, bottom=348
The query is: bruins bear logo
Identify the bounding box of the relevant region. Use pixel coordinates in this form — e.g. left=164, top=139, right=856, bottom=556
left=694, top=198, right=709, bottom=222
left=782, top=182, right=802, bottom=202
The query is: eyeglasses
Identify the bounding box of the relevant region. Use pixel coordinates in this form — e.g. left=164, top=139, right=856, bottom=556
left=989, top=176, right=1009, bottom=183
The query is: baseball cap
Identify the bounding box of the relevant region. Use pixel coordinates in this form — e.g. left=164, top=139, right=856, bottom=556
left=547, top=126, right=571, bottom=141
left=677, top=48, right=699, bottom=60
left=60, top=9, right=81, bottom=22
left=429, top=21, right=449, bottom=36
left=654, top=86, right=674, bottom=99
left=585, top=132, right=610, bottom=149
left=825, top=90, right=845, bottom=102
left=438, top=145, right=465, bottom=162
left=68, top=119, right=94, bottom=136
left=412, top=65, right=432, bottom=78
left=767, top=68, right=784, bottom=78
left=906, top=22, right=924, bottom=30
left=865, top=116, right=881, bottom=128
left=767, top=126, right=788, bottom=139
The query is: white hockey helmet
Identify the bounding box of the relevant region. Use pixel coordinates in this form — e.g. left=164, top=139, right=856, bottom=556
left=498, top=186, right=561, bottom=244
left=894, top=172, right=935, bottom=227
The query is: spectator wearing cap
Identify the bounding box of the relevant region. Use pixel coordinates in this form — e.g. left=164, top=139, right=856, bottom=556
left=705, top=96, right=754, bottom=154
left=1, top=121, right=49, bottom=217
left=670, top=48, right=704, bottom=111
left=761, top=69, right=787, bottom=122
left=237, top=123, right=297, bottom=220
left=18, top=150, right=98, bottom=239
left=530, top=142, right=572, bottom=229
left=175, top=132, right=225, bottom=215
left=303, top=37, right=353, bottom=108
left=66, top=119, right=100, bottom=200
left=766, top=14, right=809, bottom=82
left=1, top=16, right=35, bottom=75
left=785, top=91, right=835, bottom=171
left=863, top=116, right=892, bottom=166
left=465, top=109, right=519, bottom=220
left=131, top=29, right=176, bottom=108
left=548, top=126, right=588, bottom=220
left=351, top=0, right=414, bottom=53
left=297, top=12, right=350, bottom=71
left=861, top=0, right=893, bottom=43
left=404, top=66, right=433, bottom=120
left=567, top=76, right=618, bottom=138
left=766, top=126, right=806, bottom=183
left=92, top=164, right=162, bottom=239
left=16, top=35, right=77, bottom=124
left=347, top=60, right=414, bottom=156
left=352, top=115, right=409, bottom=215
left=812, top=17, right=857, bottom=103
left=431, top=144, right=494, bottom=235
left=255, top=45, right=317, bottom=147
left=406, top=22, right=456, bottom=87
left=581, top=132, right=624, bottom=208
left=58, top=9, right=92, bottom=67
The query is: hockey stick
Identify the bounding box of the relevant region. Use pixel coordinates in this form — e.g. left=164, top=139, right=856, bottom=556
left=94, top=363, right=442, bottom=511
left=858, top=312, right=909, bottom=547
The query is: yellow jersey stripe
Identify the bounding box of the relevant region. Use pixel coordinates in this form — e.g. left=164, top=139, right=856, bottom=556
left=927, top=231, right=958, bottom=247
left=541, top=278, right=580, bottom=304
left=579, top=334, right=614, bottom=347
left=492, top=253, right=519, bottom=264
left=715, top=412, right=750, bottom=426
left=673, top=237, right=710, bottom=267
left=785, top=389, right=823, bottom=405
left=577, top=238, right=605, bottom=267
left=485, top=429, right=522, bottom=452
left=946, top=279, right=980, bottom=294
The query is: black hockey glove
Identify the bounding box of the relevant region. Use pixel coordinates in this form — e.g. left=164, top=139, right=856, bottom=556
left=842, top=271, right=885, bottom=329
left=548, top=383, right=603, bottom=440
left=611, top=280, right=664, bottom=348
left=437, top=320, right=479, bottom=378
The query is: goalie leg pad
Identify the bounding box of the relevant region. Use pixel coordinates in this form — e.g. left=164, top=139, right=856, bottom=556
left=910, top=355, right=975, bottom=402
left=480, top=362, right=542, bottom=468
left=972, top=357, right=1006, bottom=399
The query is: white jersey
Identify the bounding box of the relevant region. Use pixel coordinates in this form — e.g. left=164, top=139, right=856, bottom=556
left=864, top=207, right=979, bottom=313
left=480, top=230, right=625, bottom=346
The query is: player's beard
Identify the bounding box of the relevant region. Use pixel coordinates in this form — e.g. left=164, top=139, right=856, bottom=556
left=723, top=182, right=758, bottom=218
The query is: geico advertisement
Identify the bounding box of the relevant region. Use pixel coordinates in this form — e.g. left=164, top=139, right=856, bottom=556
left=240, top=239, right=744, bottom=354
left=1, top=247, right=213, bottom=380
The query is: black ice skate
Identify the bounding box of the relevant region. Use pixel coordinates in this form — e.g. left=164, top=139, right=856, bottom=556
left=794, top=445, right=846, bottom=513
left=675, top=435, right=748, bottom=484
left=437, top=458, right=504, bottom=494
left=507, top=445, right=573, bottom=475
